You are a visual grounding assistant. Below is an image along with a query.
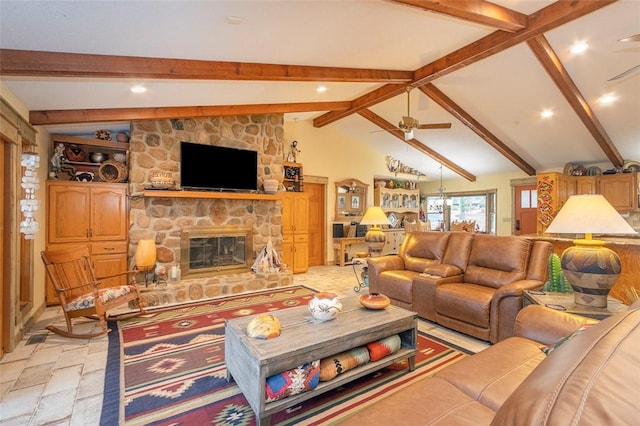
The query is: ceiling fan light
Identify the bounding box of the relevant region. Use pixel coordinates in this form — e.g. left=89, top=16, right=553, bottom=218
left=405, top=130, right=414, bottom=140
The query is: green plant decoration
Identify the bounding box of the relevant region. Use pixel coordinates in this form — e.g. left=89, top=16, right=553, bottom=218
left=543, top=253, right=573, bottom=293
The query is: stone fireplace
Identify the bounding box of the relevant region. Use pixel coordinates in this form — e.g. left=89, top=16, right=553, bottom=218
left=127, top=115, right=294, bottom=307
left=181, top=226, right=254, bottom=277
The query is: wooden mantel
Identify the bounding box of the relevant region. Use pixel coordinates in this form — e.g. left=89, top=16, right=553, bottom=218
left=143, top=190, right=282, bottom=201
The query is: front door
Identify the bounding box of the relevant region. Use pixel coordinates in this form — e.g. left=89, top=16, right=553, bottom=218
left=514, top=184, right=537, bottom=236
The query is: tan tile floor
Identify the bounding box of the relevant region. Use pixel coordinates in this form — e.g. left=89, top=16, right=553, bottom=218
left=0, top=265, right=488, bottom=425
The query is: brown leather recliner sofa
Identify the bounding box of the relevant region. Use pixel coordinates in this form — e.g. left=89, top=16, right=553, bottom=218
left=337, top=303, right=639, bottom=425
left=368, top=231, right=553, bottom=343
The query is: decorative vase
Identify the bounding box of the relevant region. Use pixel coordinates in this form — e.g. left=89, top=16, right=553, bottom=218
left=359, top=293, right=390, bottom=310
left=308, top=292, right=342, bottom=321
left=561, top=242, right=621, bottom=308
left=263, top=178, right=278, bottom=194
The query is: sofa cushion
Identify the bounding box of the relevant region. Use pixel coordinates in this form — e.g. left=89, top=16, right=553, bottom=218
left=492, top=307, right=640, bottom=425
left=441, top=232, right=474, bottom=271
left=376, top=270, right=419, bottom=304
left=400, top=231, right=450, bottom=273
left=436, top=283, right=494, bottom=328
left=464, top=236, right=531, bottom=288
left=436, top=336, right=546, bottom=411
left=337, top=377, right=495, bottom=426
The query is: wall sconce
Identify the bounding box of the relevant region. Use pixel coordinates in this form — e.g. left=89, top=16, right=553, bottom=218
left=135, top=239, right=157, bottom=286
left=20, top=149, right=41, bottom=239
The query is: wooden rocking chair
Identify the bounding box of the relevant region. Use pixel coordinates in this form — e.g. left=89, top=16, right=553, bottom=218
left=41, top=245, right=144, bottom=339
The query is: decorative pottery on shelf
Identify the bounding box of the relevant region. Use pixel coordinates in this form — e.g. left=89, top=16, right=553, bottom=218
left=359, top=293, right=390, bottom=310
left=95, top=129, right=112, bottom=141
left=308, top=292, right=342, bottom=321
left=263, top=179, right=279, bottom=194
left=89, top=152, right=107, bottom=163
left=116, top=132, right=130, bottom=143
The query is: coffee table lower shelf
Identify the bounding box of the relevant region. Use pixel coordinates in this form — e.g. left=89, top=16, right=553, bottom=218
left=225, top=297, right=417, bottom=426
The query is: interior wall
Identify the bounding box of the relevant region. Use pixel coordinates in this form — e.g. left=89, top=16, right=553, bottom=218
left=0, top=82, right=48, bottom=349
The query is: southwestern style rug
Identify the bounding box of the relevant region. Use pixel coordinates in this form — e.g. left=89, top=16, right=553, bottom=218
left=100, top=286, right=471, bottom=426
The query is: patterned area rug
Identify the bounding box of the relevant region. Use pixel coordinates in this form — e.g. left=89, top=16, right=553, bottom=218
left=100, top=286, right=471, bottom=425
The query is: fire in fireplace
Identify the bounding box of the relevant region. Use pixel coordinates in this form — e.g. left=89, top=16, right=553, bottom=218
left=180, top=226, right=254, bottom=277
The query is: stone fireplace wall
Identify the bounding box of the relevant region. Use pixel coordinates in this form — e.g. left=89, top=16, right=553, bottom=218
left=127, top=115, right=290, bottom=304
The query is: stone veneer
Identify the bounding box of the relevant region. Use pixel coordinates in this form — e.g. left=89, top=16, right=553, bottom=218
left=128, top=115, right=289, bottom=306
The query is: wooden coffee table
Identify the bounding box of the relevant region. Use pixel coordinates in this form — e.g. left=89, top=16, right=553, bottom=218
left=225, top=296, right=417, bottom=425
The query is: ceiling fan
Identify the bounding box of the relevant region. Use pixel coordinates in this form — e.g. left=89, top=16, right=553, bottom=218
left=372, top=86, right=452, bottom=140
left=608, top=34, right=640, bottom=81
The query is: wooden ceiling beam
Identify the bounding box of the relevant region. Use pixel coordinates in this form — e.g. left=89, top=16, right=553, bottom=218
left=315, top=0, right=616, bottom=127
left=357, top=108, right=476, bottom=182
left=412, top=0, right=616, bottom=86
left=28, top=101, right=351, bottom=125
left=527, top=35, right=624, bottom=167
left=313, top=83, right=407, bottom=127
left=0, top=49, right=413, bottom=83
left=388, top=0, right=528, bottom=32
left=418, top=84, right=536, bottom=176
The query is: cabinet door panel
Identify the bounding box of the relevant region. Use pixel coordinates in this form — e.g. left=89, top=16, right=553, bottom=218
left=47, top=184, right=91, bottom=243
left=90, top=186, right=128, bottom=240
left=93, top=253, right=128, bottom=287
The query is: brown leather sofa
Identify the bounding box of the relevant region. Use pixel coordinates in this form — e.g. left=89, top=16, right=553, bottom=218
left=368, top=232, right=553, bottom=343
left=338, top=303, right=639, bottom=425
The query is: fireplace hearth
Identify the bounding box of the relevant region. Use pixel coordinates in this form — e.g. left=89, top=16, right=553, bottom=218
left=181, top=226, right=254, bottom=277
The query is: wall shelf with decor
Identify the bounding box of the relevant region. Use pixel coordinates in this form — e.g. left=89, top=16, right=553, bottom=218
left=49, top=134, right=129, bottom=183
left=283, top=161, right=303, bottom=192
left=374, top=186, right=420, bottom=214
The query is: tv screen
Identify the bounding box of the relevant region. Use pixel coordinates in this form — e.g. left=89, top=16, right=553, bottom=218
left=180, top=141, right=258, bottom=192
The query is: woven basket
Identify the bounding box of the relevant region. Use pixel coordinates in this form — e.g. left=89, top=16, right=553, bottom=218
left=98, top=159, right=128, bottom=183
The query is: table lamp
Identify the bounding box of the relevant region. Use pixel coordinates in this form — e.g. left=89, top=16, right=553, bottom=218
left=545, top=194, right=637, bottom=307
left=135, top=239, right=157, bottom=286
left=360, top=206, right=391, bottom=257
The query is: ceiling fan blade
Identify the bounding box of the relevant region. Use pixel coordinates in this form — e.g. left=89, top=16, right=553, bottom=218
left=608, top=64, right=640, bottom=81
left=619, top=34, right=640, bottom=42
left=417, top=123, right=452, bottom=129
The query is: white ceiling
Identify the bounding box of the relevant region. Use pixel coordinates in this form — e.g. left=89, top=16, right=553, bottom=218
left=1, top=0, right=639, bottom=181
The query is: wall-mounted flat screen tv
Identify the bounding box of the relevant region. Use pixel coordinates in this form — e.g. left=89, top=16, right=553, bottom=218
left=180, top=141, right=258, bottom=192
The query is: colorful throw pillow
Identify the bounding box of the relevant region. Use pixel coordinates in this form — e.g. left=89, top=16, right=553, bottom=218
left=319, top=346, right=370, bottom=381
left=265, top=360, right=320, bottom=402
left=540, top=324, right=594, bottom=355
left=367, top=334, right=401, bottom=361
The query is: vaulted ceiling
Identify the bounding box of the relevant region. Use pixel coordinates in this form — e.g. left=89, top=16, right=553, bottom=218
left=1, top=0, right=638, bottom=181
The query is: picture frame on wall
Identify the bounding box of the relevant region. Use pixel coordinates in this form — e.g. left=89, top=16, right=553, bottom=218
left=338, top=195, right=346, bottom=209
left=351, top=195, right=360, bottom=210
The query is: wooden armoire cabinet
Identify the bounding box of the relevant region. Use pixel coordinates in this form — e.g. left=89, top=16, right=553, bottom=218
left=45, top=181, right=129, bottom=304
left=281, top=192, right=309, bottom=273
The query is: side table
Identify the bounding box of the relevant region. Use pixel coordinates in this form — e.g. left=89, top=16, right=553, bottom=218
left=523, top=290, right=628, bottom=320
left=333, top=237, right=366, bottom=266
left=352, top=257, right=368, bottom=292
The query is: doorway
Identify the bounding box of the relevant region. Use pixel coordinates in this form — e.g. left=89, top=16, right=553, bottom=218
left=514, top=184, right=538, bottom=236
left=303, top=178, right=327, bottom=266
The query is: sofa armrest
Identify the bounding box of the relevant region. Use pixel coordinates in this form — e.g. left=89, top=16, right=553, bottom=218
left=367, top=255, right=404, bottom=276
left=513, top=305, right=599, bottom=345
left=489, top=279, right=546, bottom=343
left=423, top=263, right=462, bottom=278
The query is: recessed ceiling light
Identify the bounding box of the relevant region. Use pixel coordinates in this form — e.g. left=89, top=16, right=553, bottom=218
left=570, top=41, right=588, bottom=55
left=227, top=16, right=243, bottom=25
left=316, top=85, right=327, bottom=93
left=599, top=93, right=616, bottom=105
left=541, top=109, right=554, bottom=119
left=131, top=85, right=147, bottom=94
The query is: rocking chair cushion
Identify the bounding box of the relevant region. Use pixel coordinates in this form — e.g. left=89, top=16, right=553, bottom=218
left=65, top=285, right=136, bottom=311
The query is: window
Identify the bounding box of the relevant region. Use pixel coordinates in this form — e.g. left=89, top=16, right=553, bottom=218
left=423, top=190, right=497, bottom=234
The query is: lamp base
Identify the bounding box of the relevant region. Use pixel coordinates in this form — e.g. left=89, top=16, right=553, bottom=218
left=561, top=240, right=621, bottom=308
left=365, top=227, right=386, bottom=257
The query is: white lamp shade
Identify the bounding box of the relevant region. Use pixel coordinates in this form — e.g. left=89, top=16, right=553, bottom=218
left=545, top=195, right=637, bottom=236
left=136, top=239, right=157, bottom=268
left=360, top=206, right=391, bottom=226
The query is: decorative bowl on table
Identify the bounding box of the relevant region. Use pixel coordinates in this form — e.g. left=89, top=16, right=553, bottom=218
left=355, top=251, right=368, bottom=258
left=308, top=291, right=342, bottom=321
left=359, top=293, right=390, bottom=310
